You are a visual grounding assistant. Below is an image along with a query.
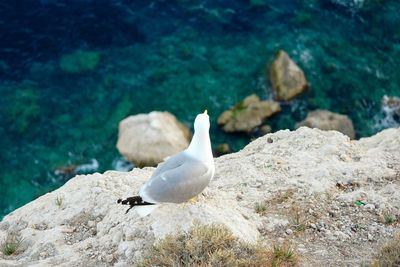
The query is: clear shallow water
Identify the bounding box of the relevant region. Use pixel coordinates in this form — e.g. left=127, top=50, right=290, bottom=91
left=0, top=0, right=399, bottom=219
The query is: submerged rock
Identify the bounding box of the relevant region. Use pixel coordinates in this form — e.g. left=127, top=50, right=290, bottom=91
left=217, top=94, right=281, bottom=133
left=296, top=109, right=355, bottom=139
left=269, top=50, right=308, bottom=101
left=59, top=50, right=101, bottom=74
left=1, top=127, right=399, bottom=266
left=116, top=111, right=191, bottom=167
left=9, top=83, right=41, bottom=134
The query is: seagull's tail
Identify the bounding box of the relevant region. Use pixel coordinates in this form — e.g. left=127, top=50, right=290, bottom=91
left=117, top=196, right=158, bottom=217
left=135, top=205, right=159, bottom=217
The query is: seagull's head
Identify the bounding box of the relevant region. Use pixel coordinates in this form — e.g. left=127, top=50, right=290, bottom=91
left=194, top=110, right=210, bottom=134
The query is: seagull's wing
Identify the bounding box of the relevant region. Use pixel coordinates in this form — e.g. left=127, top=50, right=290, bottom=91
left=139, top=152, right=211, bottom=203
left=150, top=151, right=186, bottom=178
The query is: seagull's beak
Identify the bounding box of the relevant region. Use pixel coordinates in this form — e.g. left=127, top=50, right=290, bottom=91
left=204, top=110, right=208, bottom=115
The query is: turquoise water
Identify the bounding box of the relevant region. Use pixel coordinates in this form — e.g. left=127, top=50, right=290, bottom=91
left=0, top=0, right=399, bottom=219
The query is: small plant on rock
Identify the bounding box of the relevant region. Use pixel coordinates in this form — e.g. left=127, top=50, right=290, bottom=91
left=290, top=207, right=307, bottom=233
left=255, top=202, right=268, bottom=215
left=55, top=196, right=63, bottom=208
left=271, top=244, right=297, bottom=267
left=383, top=214, right=397, bottom=225
left=1, top=233, right=23, bottom=256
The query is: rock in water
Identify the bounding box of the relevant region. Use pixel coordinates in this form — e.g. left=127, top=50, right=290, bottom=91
left=217, top=94, right=280, bottom=133
left=296, top=109, right=355, bottom=139
left=269, top=50, right=308, bottom=101
left=116, top=111, right=191, bottom=167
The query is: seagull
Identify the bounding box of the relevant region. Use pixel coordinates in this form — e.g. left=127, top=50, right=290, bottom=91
left=118, top=110, right=215, bottom=215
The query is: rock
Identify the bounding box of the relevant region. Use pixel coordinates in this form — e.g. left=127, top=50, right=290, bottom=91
left=269, top=50, right=308, bottom=101
left=260, top=125, right=272, bottom=135
left=59, top=50, right=101, bottom=74
left=368, top=233, right=374, bottom=241
left=285, top=228, right=293, bottom=235
left=1, top=127, right=400, bottom=266
left=217, top=94, right=281, bottom=133
left=364, top=204, right=375, bottom=211
left=296, top=110, right=355, bottom=139
left=116, top=111, right=191, bottom=167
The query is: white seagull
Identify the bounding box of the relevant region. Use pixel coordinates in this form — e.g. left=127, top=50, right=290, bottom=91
left=118, top=110, right=215, bottom=215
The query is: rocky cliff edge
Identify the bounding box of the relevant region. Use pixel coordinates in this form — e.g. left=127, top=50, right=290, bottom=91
left=1, top=127, right=399, bottom=266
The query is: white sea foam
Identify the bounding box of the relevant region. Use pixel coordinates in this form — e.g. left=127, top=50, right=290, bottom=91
left=372, top=95, right=400, bottom=131
left=75, top=159, right=99, bottom=174
left=112, top=157, right=134, bottom=172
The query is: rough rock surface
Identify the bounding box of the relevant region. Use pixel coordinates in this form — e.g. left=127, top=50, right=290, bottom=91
left=296, top=109, right=356, bottom=139
left=1, top=127, right=400, bottom=267
left=269, top=50, right=308, bottom=101
left=217, top=94, right=281, bottom=133
left=116, top=111, right=191, bottom=167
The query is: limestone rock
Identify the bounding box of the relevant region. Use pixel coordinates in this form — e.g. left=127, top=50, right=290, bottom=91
left=1, top=127, right=400, bottom=266
left=296, top=109, right=355, bottom=139
left=269, top=50, right=308, bottom=101
left=217, top=94, right=281, bottom=133
left=116, top=111, right=191, bottom=167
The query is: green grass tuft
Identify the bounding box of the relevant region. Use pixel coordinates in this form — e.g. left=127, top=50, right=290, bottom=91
left=255, top=202, right=268, bottom=215
left=55, top=196, right=63, bottom=208
left=383, top=214, right=396, bottom=225
left=1, top=233, right=22, bottom=256
left=271, top=244, right=297, bottom=267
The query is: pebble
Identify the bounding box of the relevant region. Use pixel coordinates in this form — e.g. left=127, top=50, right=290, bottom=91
left=368, top=233, right=374, bottom=241
left=87, top=220, right=96, bottom=227
left=61, top=228, right=75, bottom=234
left=329, top=211, right=337, bottom=217
left=364, top=204, right=375, bottom=210
left=285, top=229, right=293, bottom=235
left=310, top=223, right=317, bottom=229
left=106, top=254, right=114, bottom=263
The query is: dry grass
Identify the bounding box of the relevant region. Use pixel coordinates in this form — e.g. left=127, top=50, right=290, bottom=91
left=371, top=236, right=400, bottom=267
left=270, top=190, right=295, bottom=205
left=288, top=207, right=307, bottom=233
left=138, top=224, right=298, bottom=267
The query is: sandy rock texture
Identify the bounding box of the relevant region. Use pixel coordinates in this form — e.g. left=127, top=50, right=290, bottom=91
left=1, top=127, right=399, bottom=266
left=116, top=111, right=191, bottom=167
left=296, top=109, right=356, bottom=139
left=269, top=50, right=308, bottom=101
